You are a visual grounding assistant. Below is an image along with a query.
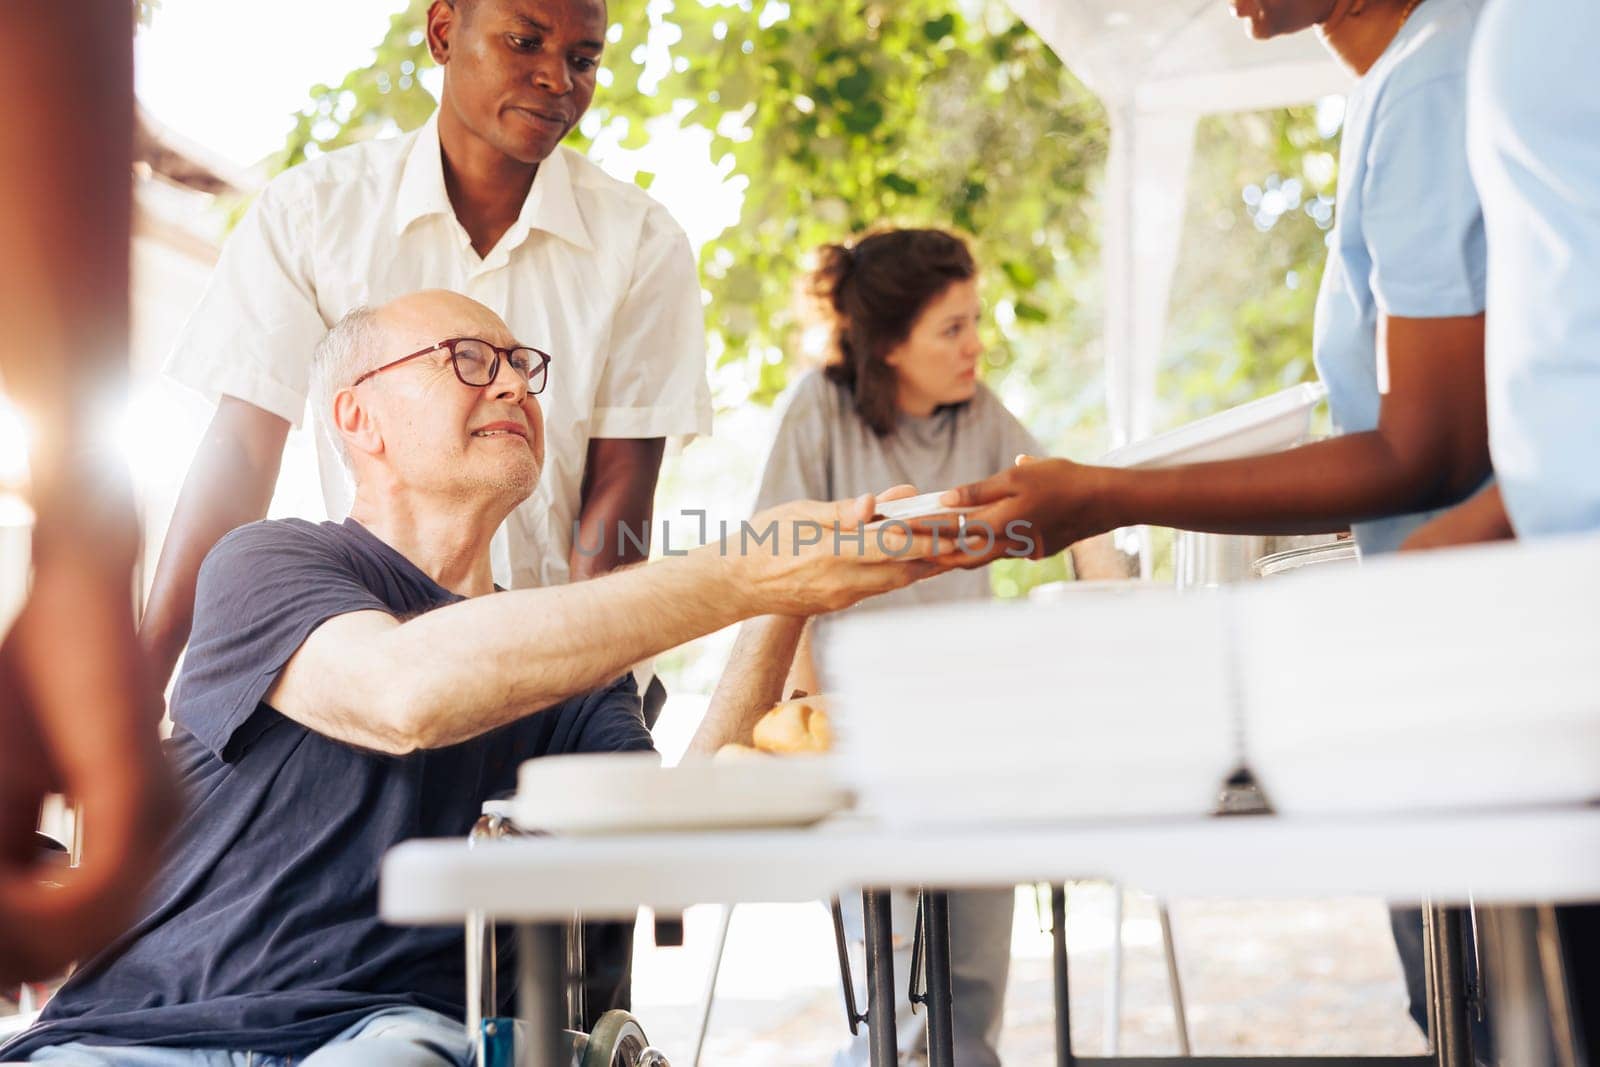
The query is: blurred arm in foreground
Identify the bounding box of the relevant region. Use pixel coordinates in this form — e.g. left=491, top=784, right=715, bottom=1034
left=0, top=0, right=177, bottom=984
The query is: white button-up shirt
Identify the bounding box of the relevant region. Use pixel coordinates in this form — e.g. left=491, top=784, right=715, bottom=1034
left=166, top=111, right=712, bottom=589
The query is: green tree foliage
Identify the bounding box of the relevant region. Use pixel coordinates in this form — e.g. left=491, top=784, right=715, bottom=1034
left=279, top=1, right=438, bottom=169
left=599, top=2, right=1109, bottom=415
left=274, top=0, right=1109, bottom=412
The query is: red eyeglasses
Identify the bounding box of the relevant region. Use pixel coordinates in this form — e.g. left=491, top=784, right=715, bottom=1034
left=351, top=337, right=551, bottom=394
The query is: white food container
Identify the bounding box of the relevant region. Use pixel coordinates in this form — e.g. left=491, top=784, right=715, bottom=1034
left=514, top=752, right=852, bottom=836
left=1099, top=382, right=1329, bottom=587
left=821, top=590, right=1239, bottom=828
left=1100, top=382, right=1326, bottom=470
left=1237, top=534, right=1600, bottom=814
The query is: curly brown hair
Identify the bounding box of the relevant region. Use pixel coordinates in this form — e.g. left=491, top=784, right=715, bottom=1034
left=806, top=228, right=977, bottom=437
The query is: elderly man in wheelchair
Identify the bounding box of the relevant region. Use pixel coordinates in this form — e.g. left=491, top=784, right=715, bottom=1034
left=0, top=290, right=946, bottom=1066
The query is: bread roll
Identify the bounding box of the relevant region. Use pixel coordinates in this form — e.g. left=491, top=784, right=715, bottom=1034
left=752, top=696, right=832, bottom=754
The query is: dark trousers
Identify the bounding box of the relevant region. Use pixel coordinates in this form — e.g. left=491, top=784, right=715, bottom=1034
left=1554, top=903, right=1600, bottom=1062
left=1391, top=906, right=1432, bottom=1035
left=580, top=920, right=634, bottom=1026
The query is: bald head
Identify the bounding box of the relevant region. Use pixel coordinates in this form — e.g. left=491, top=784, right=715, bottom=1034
left=374, top=288, right=519, bottom=356
left=310, top=290, right=520, bottom=471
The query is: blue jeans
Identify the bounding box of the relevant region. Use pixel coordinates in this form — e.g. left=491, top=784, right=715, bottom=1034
left=24, top=1007, right=478, bottom=1067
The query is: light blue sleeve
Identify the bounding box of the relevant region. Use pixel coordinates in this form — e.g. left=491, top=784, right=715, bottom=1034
left=1474, top=0, right=1600, bottom=537
left=1360, top=75, right=1486, bottom=319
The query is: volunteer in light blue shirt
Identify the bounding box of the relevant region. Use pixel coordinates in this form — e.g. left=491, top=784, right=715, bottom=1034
left=932, top=0, right=1495, bottom=573
left=1407, top=2, right=1600, bottom=1040
left=1311, top=0, right=1488, bottom=553
left=1403, top=0, right=1600, bottom=549
left=1473, top=0, right=1600, bottom=537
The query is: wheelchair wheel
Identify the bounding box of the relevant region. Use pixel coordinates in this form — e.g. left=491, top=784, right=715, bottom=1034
left=581, top=1009, right=669, bottom=1067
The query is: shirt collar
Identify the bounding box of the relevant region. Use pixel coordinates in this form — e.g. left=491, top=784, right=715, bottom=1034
left=393, top=110, right=594, bottom=253
left=394, top=111, right=454, bottom=236
left=509, top=143, right=593, bottom=253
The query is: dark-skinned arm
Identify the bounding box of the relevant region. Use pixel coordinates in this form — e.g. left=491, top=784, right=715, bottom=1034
left=139, top=396, right=290, bottom=690
left=1399, top=482, right=1514, bottom=551
left=934, top=313, right=1489, bottom=561
left=568, top=437, right=665, bottom=580
left=1100, top=315, right=1488, bottom=534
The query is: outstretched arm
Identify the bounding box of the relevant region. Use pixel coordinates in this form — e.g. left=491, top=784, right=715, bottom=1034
left=685, top=485, right=922, bottom=756
left=933, top=314, right=1489, bottom=561
left=269, top=493, right=945, bottom=753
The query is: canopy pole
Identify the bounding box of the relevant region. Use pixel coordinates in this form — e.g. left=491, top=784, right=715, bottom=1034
left=1102, top=104, right=1198, bottom=575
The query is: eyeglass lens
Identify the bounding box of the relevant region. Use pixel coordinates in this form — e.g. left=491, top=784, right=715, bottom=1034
left=450, top=339, right=546, bottom=392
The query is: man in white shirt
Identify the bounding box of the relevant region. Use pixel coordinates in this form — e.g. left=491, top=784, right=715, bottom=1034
left=139, top=0, right=709, bottom=1021
left=143, top=0, right=709, bottom=675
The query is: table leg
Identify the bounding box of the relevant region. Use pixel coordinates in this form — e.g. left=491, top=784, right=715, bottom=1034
left=923, top=890, right=956, bottom=1067
left=1427, top=904, right=1472, bottom=1067
left=862, top=889, right=900, bottom=1067
left=1157, top=902, right=1191, bottom=1056
left=1105, top=885, right=1123, bottom=1056
left=1051, top=885, right=1075, bottom=1067
left=564, top=916, right=586, bottom=1032
left=517, top=923, right=568, bottom=1067
left=467, top=914, right=484, bottom=1036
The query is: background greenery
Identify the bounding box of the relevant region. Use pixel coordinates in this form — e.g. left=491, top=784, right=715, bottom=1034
left=273, top=0, right=1344, bottom=597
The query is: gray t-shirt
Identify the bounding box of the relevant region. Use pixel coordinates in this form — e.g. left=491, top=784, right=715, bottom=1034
left=754, top=370, right=1041, bottom=610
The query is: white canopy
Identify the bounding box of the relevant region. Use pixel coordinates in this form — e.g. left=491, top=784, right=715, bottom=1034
left=1003, top=1, right=1351, bottom=445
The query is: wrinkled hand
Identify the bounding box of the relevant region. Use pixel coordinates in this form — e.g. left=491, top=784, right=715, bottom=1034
left=734, top=485, right=950, bottom=616
left=0, top=542, right=177, bottom=984
left=909, top=455, right=1113, bottom=568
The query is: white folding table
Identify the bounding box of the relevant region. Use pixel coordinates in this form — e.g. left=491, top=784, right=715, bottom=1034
left=382, top=805, right=1600, bottom=1066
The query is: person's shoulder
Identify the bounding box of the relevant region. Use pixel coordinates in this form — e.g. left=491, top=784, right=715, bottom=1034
left=964, top=381, right=1006, bottom=415
left=1471, top=0, right=1578, bottom=120
left=559, top=146, right=688, bottom=242
left=255, top=131, right=415, bottom=209
left=207, top=518, right=353, bottom=568
left=778, top=368, right=848, bottom=420
left=1374, top=0, right=1479, bottom=105
left=559, top=145, right=659, bottom=212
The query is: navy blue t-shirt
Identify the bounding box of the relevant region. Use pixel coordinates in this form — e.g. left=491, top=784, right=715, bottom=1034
left=4, top=518, right=653, bottom=1058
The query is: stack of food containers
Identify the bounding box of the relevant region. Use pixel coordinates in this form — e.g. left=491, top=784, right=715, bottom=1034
left=820, top=587, right=1239, bottom=827
left=826, top=532, right=1600, bottom=826
left=1237, top=533, right=1600, bottom=814
left=824, top=383, right=1600, bottom=826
